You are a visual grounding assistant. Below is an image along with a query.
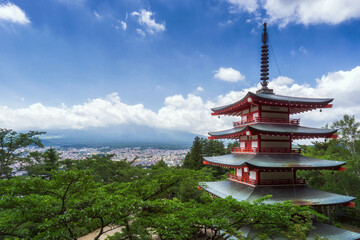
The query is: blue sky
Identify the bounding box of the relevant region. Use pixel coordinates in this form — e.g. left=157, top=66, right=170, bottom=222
left=0, top=0, right=360, bottom=136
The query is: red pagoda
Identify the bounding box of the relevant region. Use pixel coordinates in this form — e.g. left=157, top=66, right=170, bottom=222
left=199, top=23, right=360, bottom=239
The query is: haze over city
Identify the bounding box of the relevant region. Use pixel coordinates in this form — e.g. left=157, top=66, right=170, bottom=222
left=0, top=0, right=360, bottom=143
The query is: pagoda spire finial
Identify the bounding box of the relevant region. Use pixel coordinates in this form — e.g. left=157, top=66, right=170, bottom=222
left=257, top=22, right=274, bottom=94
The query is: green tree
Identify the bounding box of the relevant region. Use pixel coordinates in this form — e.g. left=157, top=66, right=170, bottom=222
left=71, top=154, right=148, bottom=184
left=226, top=141, right=239, bottom=154
left=202, top=139, right=226, bottom=156
left=183, top=136, right=203, bottom=170
left=0, top=129, right=44, bottom=179
left=0, top=166, right=323, bottom=240
left=26, top=148, right=60, bottom=178
left=331, top=114, right=360, bottom=157
left=298, top=115, right=360, bottom=227
left=0, top=170, right=99, bottom=239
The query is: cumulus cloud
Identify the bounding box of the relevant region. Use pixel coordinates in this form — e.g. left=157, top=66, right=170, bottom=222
left=1, top=66, right=360, bottom=136
left=0, top=93, right=227, bottom=135
left=226, top=0, right=360, bottom=27
left=263, top=0, right=360, bottom=26
left=131, top=9, right=165, bottom=34
left=0, top=2, right=30, bottom=25
left=214, top=67, right=245, bottom=82
left=227, top=0, right=258, bottom=13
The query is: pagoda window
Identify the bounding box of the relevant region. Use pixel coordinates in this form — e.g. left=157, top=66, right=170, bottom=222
left=250, top=106, right=258, bottom=112
left=253, top=112, right=259, bottom=120
left=240, top=136, right=247, bottom=140
left=251, top=141, right=258, bottom=148
left=242, top=109, right=249, bottom=114
left=249, top=171, right=257, bottom=180
left=240, top=142, right=245, bottom=148
left=236, top=168, right=242, bottom=177
left=242, top=115, right=247, bottom=123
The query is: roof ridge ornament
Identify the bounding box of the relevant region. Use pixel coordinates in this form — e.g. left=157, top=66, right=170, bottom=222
left=256, top=22, right=274, bottom=95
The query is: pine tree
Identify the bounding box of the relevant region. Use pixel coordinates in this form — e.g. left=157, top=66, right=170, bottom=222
left=183, top=136, right=203, bottom=170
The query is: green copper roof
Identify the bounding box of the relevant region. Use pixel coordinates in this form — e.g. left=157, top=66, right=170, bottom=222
left=255, top=93, right=333, bottom=104
left=200, top=180, right=355, bottom=206
left=203, top=154, right=345, bottom=169
left=240, top=221, right=360, bottom=239
left=308, top=221, right=360, bottom=240
left=212, top=92, right=333, bottom=112
left=208, top=123, right=337, bottom=137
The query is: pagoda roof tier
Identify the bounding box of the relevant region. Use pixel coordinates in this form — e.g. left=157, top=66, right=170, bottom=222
left=211, top=92, right=333, bottom=116
left=308, top=222, right=360, bottom=240
left=199, top=180, right=355, bottom=206
left=208, top=123, right=337, bottom=140
left=241, top=221, right=360, bottom=240
left=203, top=154, right=345, bottom=170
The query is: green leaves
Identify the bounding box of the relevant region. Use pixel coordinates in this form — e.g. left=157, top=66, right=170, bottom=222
left=0, top=128, right=45, bottom=179
left=0, top=156, right=323, bottom=240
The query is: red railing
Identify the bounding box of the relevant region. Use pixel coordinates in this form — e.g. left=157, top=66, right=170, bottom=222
left=233, top=117, right=300, bottom=127
left=231, top=147, right=258, bottom=153
left=228, top=174, right=257, bottom=185
left=231, top=147, right=301, bottom=154
left=228, top=173, right=306, bottom=186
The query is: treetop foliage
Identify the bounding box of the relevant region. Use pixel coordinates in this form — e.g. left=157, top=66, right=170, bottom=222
left=0, top=129, right=45, bottom=179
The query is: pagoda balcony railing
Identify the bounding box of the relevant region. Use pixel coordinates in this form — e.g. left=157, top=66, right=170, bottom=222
left=228, top=173, right=257, bottom=185
left=228, top=174, right=306, bottom=185
left=231, top=147, right=258, bottom=153
left=233, top=117, right=300, bottom=127
left=231, top=147, right=301, bottom=154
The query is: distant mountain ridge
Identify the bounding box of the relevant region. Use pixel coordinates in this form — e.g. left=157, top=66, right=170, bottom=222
left=36, top=125, right=200, bottom=149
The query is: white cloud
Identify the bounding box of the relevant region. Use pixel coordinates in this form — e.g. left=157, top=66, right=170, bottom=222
left=227, top=0, right=258, bottom=13
left=227, top=0, right=360, bottom=27
left=120, top=20, right=127, bottom=30
left=0, top=2, right=30, bottom=25
left=196, top=86, right=204, bottom=92
left=136, top=28, right=145, bottom=36
left=1, top=66, right=360, bottom=136
left=218, top=19, right=233, bottom=27
left=0, top=92, right=226, bottom=136
left=94, top=11, right=102, bottom=20
left=214, top=67, right=245, bottom=82
left=131, top=9, right=165, bottom=34
left=263, top=0, right=360, bottom=26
